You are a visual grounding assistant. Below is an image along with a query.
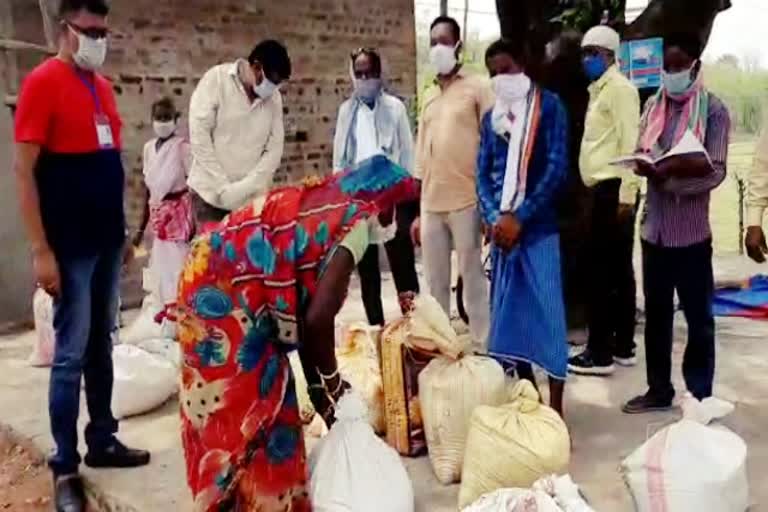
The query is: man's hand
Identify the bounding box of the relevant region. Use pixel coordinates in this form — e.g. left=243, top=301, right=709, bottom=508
left=617, top=203, right=635, bottom=223
left=493, top=213, right=522, bottom=251
left=122, top=240, right=135, bottom=269
left=378, top=207, right=394, bottom=227
left=410, top=217, right=421, bottom=246
left=746, top=226, right=768, bottom=263
left=33, top=247, right=60, bottom=299
left=634, top=158, right=657, bottom=178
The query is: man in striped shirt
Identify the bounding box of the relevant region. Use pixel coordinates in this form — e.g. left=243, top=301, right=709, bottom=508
left=623, top=34, right=731, bottom=414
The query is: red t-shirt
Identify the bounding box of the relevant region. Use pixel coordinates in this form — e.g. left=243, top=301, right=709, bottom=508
left=14, top=58, right=126, bottom=256
left=14, top=57, right=122, bottom=152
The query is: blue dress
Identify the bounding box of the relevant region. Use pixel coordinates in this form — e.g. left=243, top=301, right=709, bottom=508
left=476, top=87, right=570, bottom=379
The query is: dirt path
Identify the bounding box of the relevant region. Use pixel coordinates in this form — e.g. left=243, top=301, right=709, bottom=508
left=0, top=428, right=51, bottom=511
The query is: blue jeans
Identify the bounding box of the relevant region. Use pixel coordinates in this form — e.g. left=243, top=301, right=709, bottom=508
left=49, top=246, right=121, bottom=476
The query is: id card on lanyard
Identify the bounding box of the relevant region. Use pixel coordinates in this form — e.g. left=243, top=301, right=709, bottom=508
left=77, top=71, right=114, bottom=150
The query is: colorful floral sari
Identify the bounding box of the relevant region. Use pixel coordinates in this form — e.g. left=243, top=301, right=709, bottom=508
left=177, top=156, right=417, bottom=511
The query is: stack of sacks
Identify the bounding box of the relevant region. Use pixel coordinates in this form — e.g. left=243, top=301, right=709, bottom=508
left=337, top=323, right=386, bottom=434
left=459, top=381, right=571, bottom=508
left=381, top=294, right=466, bottom=456
left=419, top=337, right=506, bottom=484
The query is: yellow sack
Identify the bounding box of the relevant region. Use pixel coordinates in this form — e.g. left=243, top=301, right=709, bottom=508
left=408, top=294, right=465, bottom=359
left=419, top=355, right=506, bottom=485
left=337, top=323, right=386, bottom=434
left=459, top=381, right=571, bottom=509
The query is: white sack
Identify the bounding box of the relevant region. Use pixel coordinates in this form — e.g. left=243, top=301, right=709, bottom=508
left=111, top=344, right=177, bottom=419
left=309, top=392, right=414, bottom=512
left=29, top=289, right=55, bottom=367
left=622, top=394, right=748, bottom=512
left=121, top=294, right=163, bottom=345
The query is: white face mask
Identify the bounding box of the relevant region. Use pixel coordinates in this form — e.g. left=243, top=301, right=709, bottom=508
left=153, top=120, right=176, bottom=139
left=70, top=26, right=107, bottom=71
left=253, top=77, right=278, bottom=99
left=429, top=43, right=459, bottom=76
left=492, top=73, right=532, bottom=104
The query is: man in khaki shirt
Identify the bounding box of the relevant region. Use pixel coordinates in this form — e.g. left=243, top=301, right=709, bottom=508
left=746, top=123, right=768, bottom=262
left=411, top=16, right=494, bottom=346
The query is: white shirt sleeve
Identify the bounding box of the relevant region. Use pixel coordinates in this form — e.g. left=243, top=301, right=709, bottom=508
left=188, top=67, right=228, bottom=198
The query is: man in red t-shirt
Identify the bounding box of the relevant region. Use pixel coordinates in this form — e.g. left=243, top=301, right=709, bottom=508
left=13, top=1, right=150, bottom=510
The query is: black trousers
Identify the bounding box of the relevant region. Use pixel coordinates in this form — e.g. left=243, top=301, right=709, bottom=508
left=586, top=179, right=637, bottom=363
left=358, top=200, right=420, bottom=326
left=642, top=239, right=715, bottom=401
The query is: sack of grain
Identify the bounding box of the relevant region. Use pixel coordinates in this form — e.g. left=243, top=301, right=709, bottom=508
left=459, top=381, right=571, bottom=508
left=419, top=354, right=506, bottom=485
left=309, top=392, right=414, bottom=512
left=337, top=323, right=386, bottom=434
left=381, top=317, right=439, bottom=456
left=408, top=294, right=464, bottom=359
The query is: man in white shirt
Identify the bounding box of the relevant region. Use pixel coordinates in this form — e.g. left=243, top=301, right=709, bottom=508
left=333, top=47, right=419, bottom=326
left=188, top=40, right=291, bottom=223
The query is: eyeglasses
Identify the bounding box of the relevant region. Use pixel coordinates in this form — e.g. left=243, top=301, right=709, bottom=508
left=66, top=21, right=109, bottom=40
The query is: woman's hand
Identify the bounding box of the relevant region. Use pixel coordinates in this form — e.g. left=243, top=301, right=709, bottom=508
left=309, top=376, right=351, bottom=427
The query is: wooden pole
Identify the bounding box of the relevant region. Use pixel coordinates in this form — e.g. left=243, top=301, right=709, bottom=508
left=38, top=0, right=58, bottom=50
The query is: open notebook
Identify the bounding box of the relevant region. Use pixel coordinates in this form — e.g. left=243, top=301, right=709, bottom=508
left=611, top=130, right=711, bottom=168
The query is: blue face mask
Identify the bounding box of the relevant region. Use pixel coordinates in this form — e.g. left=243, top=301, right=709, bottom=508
left=662, top=67, right=694, bottom=95
left=583, top=55, right=608, bottom=82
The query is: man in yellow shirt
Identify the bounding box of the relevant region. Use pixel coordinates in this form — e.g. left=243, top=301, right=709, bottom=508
left=746, top=124, right=768, bottom=262
left=411, top=16, right=494, bottom=346
left=569, top=26, right=641, bottom=376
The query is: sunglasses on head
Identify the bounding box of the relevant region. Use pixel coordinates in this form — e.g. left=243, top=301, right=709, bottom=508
left=350, top=47, right=379, bottom=61
left=66, top=21, right=109, bottom=40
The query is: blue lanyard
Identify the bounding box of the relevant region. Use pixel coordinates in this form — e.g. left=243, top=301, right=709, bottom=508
left=76, top=71, right=102, bottom=113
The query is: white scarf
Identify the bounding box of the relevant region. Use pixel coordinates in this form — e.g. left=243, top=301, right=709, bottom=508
left=491, top=74, right=535, bottom=212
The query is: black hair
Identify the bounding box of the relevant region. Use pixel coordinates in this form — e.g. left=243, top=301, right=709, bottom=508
left=664, top=32, right=703, bottom=60
left=350, top=47, right=382, bottom=75
left=248, top=40, right=292, bottom=81
left=151, top=96, right=177, bottom=117
left=430, top=15, right=461, bottom=42
left=485, top=37, right=527, bottom=66
left=58, top=0, right=110, bottom=18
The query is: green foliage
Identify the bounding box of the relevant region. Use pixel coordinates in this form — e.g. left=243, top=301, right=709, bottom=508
left=704, top=62, right=768, bottom=135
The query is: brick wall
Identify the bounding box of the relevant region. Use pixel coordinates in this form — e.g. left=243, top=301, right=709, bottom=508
left=103, top=0, right=417, bottom=228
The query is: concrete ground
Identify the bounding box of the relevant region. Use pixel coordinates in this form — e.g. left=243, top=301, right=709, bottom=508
left=1, top=255, right=768, bottom=511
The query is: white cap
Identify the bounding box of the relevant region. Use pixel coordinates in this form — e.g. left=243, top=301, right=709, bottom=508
left=582, top=26, right=621, bottom=53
